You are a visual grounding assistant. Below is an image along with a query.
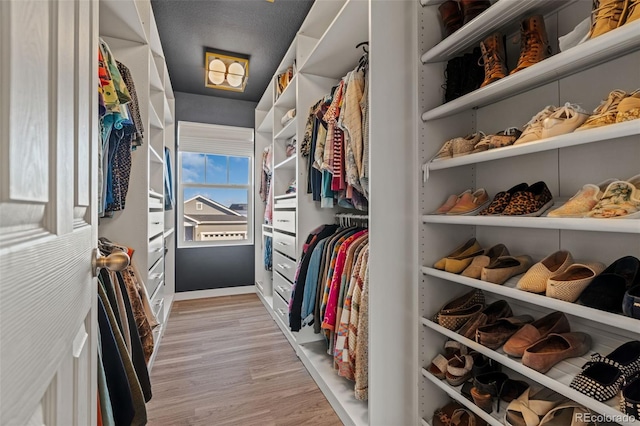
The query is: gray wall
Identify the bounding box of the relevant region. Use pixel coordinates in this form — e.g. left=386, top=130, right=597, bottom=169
left=174, top=91, right=257, bottom=292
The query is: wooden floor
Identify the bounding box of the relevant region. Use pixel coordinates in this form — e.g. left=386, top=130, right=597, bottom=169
left=146, top=294, right=342, bottom=426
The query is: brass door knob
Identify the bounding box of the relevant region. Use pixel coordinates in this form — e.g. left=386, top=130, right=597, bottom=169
left=92, top=249, right=130, bottom=277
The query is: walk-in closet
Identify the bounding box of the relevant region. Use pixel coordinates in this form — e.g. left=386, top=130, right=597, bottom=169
left=2, top=0, right=639, bottom=425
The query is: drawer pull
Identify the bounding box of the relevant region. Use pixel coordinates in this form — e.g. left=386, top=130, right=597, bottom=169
left=276, top=308, right=287, bottom=316
left=152, top=248, right=163, bottom=253
left=276, top=285, right=289, bottom=293
left=277, top=219, right=291, bottom=222
left=154, top=299, right=163, bottom=307
left=277, top=241, right=289, bottom=246
left=277, top=263, right=291, bottom=270
left=151, top=221, right=162, bottom=225
left=150, top=273, right=163, bottom=279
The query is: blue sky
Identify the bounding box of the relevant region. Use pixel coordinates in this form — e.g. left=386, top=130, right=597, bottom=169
left=182, top=153, right=249, bottom=207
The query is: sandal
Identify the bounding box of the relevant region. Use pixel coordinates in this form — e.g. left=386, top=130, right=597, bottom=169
left=538, top=400, right=591, bottom=426
left=428, top=341, right=468, bottom=379
left=504, top=388, right=564, bottom=426
left=446, top=354, right=474, bottom=386
left=450, top=408, right=488, bottom=426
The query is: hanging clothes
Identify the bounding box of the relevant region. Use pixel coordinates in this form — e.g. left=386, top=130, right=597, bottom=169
left=164, top=147, right=174, bottom=209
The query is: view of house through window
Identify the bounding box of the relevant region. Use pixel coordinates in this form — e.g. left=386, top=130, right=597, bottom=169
left=177, top=122, right=254, bottom=247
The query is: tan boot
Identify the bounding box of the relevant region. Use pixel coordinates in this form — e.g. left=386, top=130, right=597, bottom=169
left=623, top=0, right=640, bottom=24
left=478, top=32, right=507, bottom=88
left=588, top=0, right=626, bottom=39
left=510, top=15, right=552, bottom=75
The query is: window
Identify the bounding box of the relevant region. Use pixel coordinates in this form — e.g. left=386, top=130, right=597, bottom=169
left=177, top=122, right=254, bottom=247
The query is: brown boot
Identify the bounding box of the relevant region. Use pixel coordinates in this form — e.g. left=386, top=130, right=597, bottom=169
left=438, top=0, right=463, bottom=37
left=460, top=0, right=491, bottom=25
left=478, top=32, right=507, bottom=88
left=623, top=0, right=640, bottom=24
left=510, top=15, right=551, bottom=75
left=588, top=0, right=626, bottom=39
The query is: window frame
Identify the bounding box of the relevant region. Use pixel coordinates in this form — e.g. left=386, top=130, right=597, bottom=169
left=177, top=122, right=254, bottom=248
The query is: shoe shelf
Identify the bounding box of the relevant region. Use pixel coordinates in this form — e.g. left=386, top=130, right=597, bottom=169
left=299, top=0, right=368, bottom=80
left=421, top=266, right=640, bottom=334
left=421, top=213, right=640, bottom=234
left=420, top=0, right=575, bottom=64
left=422, top=369, right=504, bottom=426
left=425, top=120, right=640, bottom=171
left=421, top=318, right=638, bottom=426
left=274, top=116, right=298, bottom=140
left=421, top=21, right=640, bottom=122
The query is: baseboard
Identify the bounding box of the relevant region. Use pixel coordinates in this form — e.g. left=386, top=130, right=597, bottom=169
left=174, top=286, right=256, bottom=301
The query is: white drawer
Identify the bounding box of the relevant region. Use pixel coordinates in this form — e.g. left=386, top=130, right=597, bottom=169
left=274, top=197, right=296, bottom=209
left=273, top=210, right=296, bottom=234
left=148, top=211, right=164, bottom=238
left=273, top=251, right=296, bottom=283
left=274, top=271, right=293, bottom=302
left=147, top=258, right=164, bottom=297
left=273, top=231, right=296, bottom=259
left=148, top=234, right=164, bottom=270
left=152, top=296, right=164, bottom=324
left=273, top=292, right=289, bottom=327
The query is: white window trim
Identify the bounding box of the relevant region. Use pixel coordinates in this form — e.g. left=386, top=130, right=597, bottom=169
left=177, top=121, right=254, bottom=248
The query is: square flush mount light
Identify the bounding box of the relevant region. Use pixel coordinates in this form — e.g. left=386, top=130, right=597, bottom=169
left=205, top=52, right=249, bottom=92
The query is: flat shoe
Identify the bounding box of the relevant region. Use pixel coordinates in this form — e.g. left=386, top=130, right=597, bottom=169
left=461, top=244, right=510, bottom=279
left=546, top=262, right=606, bottom=302
left=457, top=300, right=512, bottom=340
left=522, top=332, right=592, bottom=374
left=439, top=304, right=484, bottom=331
left=570, top=340, right=640, bottom=402
left=446, top=188, right=491, bottom=215
left=445, top=247, right=485, bottom=274
left=503, top=312, right=570, bottom=358
left=478, top=183, right=528, bottom=216
left=621, top=376, right=640, bottom=420
left=585, top=174, right=640, bottom=219
left=501, top=181, right=554, bottom=217
left=476, top=315, right=534, bottom=350
left=623, top=285, right=640, bottom=319
left=481, top=255, right=533, bottom=285
left=547, top=179, right=616, bottom=218
left=433, top=190, right=472, bottom=214
left=434, top=288, right=485, bottom=323
left=434, top=238, right=481, bottom=270
left=517, top=250, right=574, bottom=294
left=579, top=255, right=640, bottom=313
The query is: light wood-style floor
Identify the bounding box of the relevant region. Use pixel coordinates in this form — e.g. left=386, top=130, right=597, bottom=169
left=147, top=294, right=342, bottom=425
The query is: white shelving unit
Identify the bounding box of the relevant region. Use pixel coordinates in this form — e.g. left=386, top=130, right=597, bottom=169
left=254, top=0, right=418, bottom=424
left=418, top=0, right=640, bottom=423
left=98, top=0, right=176, bottom=371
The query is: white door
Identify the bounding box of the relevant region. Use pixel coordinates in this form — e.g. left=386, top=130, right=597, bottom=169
left=0, top=0, right=99, bottom=425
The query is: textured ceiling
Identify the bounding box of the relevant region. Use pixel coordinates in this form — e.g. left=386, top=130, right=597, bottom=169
left=151, top=0, right=315, bottom=102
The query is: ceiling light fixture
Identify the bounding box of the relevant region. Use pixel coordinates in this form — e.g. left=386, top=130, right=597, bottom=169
left=205, top=51, right=249, bottom=92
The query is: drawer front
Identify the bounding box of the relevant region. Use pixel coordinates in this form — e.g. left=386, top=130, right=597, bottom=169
left=148, top=211, right=164, bottom=238
left=273, top=251, right=296, bottom=283
left=273, top=271, right=293, bottom=302
left=273, top=231, right=296, bottom=259
left=274, top=197, right=296, bottom=209
left=147, top=258, right=164, bottom=297
left=273, top=292, right=290, bottom=327
left=152, top=296, right=164, bottom=324
left=273, top=210, right=296, bottom=234
left=148, top=234, right=164, bottom=270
